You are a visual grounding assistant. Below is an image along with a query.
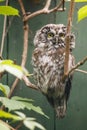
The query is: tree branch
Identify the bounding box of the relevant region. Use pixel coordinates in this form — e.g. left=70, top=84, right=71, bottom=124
left=63, top=0, right=75, bottom=81
left=69, top=56, right=87, bottom=75
left=8, top=0, right=28, bottom=98
left=18, top=0, right=28, bottom=67
left=44, top=0, right=51, bottom=9
left=15, top=121, right=23, bottom=130
left=48, top=0, right=65, bottom=13
left=25, top=0, right=65, bottom=21
left=18, top=0, right=26, bottom=15
left=22, top=76, right=38, bottom=90
left=8, top=0, right=39, bottom=99
left=8, top=78, right=19, bottom=98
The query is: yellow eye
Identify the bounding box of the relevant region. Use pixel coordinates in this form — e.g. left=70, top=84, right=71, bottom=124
left=47, top=33, right=54, bottom=38
left=59, top=33, right=65, bottom=38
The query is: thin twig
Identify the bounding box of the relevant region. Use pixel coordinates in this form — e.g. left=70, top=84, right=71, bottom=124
left=15, top=121, right=23, bottom=130
left=0, top=16, right=7, bottom=57
left=8, top=78, right=19, bottom=98
left=5, top=17, right=14, bottom=37
left=0, top=0, right=9, bottom=58
left=75, top=69, right=87, bottom=74
left=49, top=0, right=65, bottom=13
left=69, top=56, right=87, bottom=75
left=25, top=0, right=65, bottom=21
left=0, top=120, right=15, bottom=130
left=18, top=0, right=26, bottom=15
left=8, top=0, right=28, bottom=99
left=44, top=0, right=51, bottom=10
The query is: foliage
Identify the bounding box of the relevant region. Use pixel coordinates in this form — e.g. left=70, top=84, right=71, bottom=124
left=0, top=0, right=19, bottom=16
left=0, top=60, right=29, bottom=79
left=0, top=83, right=10, bottom=96
left=66, top=0, right=87, bottom=2
left=0, top=0, right=47, bottom=129
left=0, top=120, right=11, bottom=130
left=0, top=60, right=47, bottom=130
left=0, top=0, right=5, bottom=1
left=75, top=0, right=87, bottom=2
left=0, top=95, right=48, bottom=118
left=0, top=110, right=46, bottom=130
left=75, top=0, right=87, bottom=21
left=66, top=0, right=87, bottom=21
left=0, top=0, right=86, bottom=130
left=78, top=5, right=87, bottom=21
left=0, top=83, right=47, bottom=130
left=0, top=6, right=19, bottom=16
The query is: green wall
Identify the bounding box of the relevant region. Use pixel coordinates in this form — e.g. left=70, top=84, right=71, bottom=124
left=1, top=0, right=87, bottom=130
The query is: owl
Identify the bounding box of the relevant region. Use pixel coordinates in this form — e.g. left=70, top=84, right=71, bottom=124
left=32, top=24, right=75, bottom=118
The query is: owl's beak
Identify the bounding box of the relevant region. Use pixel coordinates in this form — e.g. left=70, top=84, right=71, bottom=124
left=52, top=37, right=58, bottom=45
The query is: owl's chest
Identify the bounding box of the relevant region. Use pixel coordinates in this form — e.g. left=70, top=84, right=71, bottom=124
left=33, top=48, right=65, bottom=76
left=32, top=48, right=66, bottom=96
left=39, top=53, right=64, bottom=73
left=33, top=47, right=65, bottom=68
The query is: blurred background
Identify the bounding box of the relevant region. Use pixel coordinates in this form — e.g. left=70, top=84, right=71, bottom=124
left=1, top=0, right=87, bottom=130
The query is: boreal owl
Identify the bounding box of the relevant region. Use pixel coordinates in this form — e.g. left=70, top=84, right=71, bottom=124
left=32, top=24, right=75, bottom=118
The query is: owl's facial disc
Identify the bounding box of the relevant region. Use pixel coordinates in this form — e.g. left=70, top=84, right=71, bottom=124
left=37, top=24, right=68, bottom=48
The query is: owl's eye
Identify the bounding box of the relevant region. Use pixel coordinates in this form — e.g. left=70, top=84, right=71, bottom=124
left=47, top=33, right=54, bottom=38
left=59, top=33, right=65, bottom=38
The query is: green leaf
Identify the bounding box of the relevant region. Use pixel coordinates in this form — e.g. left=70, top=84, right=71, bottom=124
left=78, top=5, right=87, bottom=22
left=0, top=0, right=5, bottom=2
left=12, top=96, right=34, bottom=102
left=12, top=96, right=48, bottom=118
left=75, top=0, right=87, bottom=1
left=0, top=6, right=19, bottom=16
left=0, top=121, right=10, bottom=130
left=0, top=83, right=10, bottom=97
left=15, top=111, right=26, bottom=119
left=0, top=97, right=25, bottom=111
left=0, top=110, right=21, bottom=120
left=0, top=60, right=30, bottom=79
left=24, top=118, right=46, bottom=130
left=23, top=102, right=49, bottom=118
left=15, top=112, right=46, bottom=130
left=0, top=96, right=48, bottom=118
left=66, top=0, right=87, bottom=2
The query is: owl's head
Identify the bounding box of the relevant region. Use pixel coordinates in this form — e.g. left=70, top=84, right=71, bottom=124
left=34, top=24, right=75, bottom=50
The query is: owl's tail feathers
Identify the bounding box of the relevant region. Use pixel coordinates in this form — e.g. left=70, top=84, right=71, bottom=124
left=46, top=95, right=67, bottom=118
left=55, top=98, right=67, bottom=119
